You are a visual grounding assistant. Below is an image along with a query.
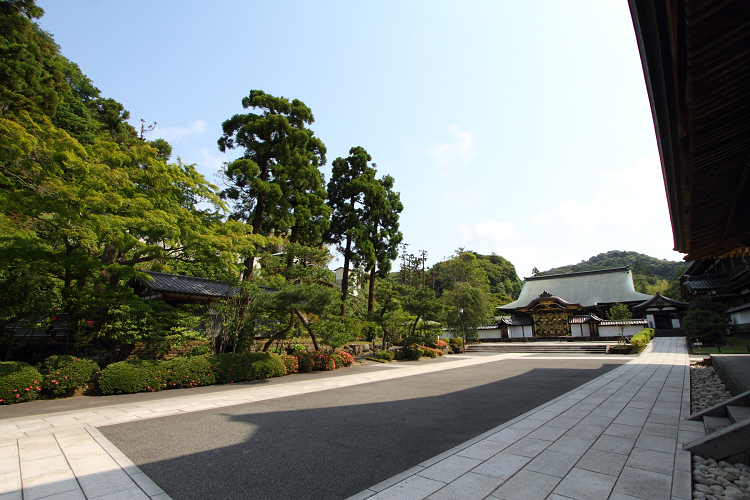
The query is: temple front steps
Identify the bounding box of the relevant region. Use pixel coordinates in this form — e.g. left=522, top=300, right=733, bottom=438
left=465, top=342, right=609, bottom=354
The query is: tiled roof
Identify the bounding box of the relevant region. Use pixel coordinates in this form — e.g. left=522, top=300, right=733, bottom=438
left=683, top=276, right=730, bottom=291
left=498, top=317, right=532, bottom=326
left=632, top=293, right=688, bottom=311
left=499, top=267, right=653, bottom=311
left=138, top=271, right=236, bottom=298
left=726, top=303, right=750, bottom=315
left=569, top=314, right=603, bottom=324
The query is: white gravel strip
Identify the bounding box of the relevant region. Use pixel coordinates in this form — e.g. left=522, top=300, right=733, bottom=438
left=690, top=361, right=750, bottom=500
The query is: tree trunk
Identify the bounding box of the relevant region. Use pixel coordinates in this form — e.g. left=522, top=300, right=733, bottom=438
left=294, top=309, right=320, bottom=351
left=367, top=266, right=376, bottom=313
left=262, top=310, right=295, bottom=352
left=340, top=233, right=352, bottom=318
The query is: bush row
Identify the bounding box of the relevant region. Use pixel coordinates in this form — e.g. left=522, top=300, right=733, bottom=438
left=1, top=349, right=356, bottom=403
left=374, top=345, right=446, bottom=362
left=629, top=328, right=656, bottom=350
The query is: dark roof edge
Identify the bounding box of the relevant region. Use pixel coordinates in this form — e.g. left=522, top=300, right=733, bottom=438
left=526, top=267, right=631, bottom=281
left=141, top=270, right=230, bottom=285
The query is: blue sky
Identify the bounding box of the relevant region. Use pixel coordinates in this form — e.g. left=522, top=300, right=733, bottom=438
left=36, top=1, right=683, bottom=277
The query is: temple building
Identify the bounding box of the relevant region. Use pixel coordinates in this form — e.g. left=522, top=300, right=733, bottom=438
left=495, top=267, right=653, bottom=339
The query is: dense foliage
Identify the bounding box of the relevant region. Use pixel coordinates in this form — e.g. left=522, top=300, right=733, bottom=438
left=683, top=296, right=727, bottom=346
left=0, top=361, right=42, bottom=404
left=41, top=355, right=99, bottom=396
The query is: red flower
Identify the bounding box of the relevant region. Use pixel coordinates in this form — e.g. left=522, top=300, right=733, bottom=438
left=86, top=320, right=94, bottom=327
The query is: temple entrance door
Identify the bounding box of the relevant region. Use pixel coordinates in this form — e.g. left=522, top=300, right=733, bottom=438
left=655, top=314, right=672, bottom=329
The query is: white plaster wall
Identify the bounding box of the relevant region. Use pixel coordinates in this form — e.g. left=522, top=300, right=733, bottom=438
left=646, top=314, right=655, bottom=328
left=731, top=309, right=750, bottom=325
left=478, top=330, right=502, bottom=340
left=599, top=325, right=645, bottom=337
left=571, top=324, right=585, bottom=337
left=508, top=325, right=532, bottom=338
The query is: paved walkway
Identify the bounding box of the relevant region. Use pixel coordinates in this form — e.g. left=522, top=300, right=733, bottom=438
left=348, top=337, right=700, bottom=500
left=0, top=339, right=697, bottom=500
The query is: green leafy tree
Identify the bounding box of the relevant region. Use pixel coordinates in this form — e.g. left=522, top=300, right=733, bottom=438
left=606, top=302, right=632, bottom=344
left=355, top=174, right=404, bottom=312
left=440, top=250, right=493, bottom=351
left=326, top=146, right=380, bottom=317
left=683, top=296, right=727, bottom=345
left=217, top=90, right=327, bottom=282
left=252, top=244, right=339, bottom=351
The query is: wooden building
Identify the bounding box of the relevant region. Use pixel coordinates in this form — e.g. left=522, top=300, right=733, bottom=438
left=497, top=268, right=653, bottom=338
left=628, top=0, right=750, bottom=329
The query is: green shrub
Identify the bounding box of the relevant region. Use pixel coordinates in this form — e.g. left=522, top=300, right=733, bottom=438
left=161, top=356, right=215, bottom=389
left=186, top=345, right=211, bottom=357
left=331, top=354, right=344, bottom=369
left=393, top=349, right=405, bottom=360
left=374, top=350, right=394, bottom=361
left=0, top=362, right=43, bottom=404
left=208, top=352, right=287, bottom=383
left=289, top=344, right=307, bottom=354
left=403, top=344, right=422, bottom=360
left=629, top=328, right=655, bottom=350
left=98, top=359, right=162, bottom=395
left=281, top=355, right=299, bottom=373
left=41, top=355, right=100, bottom=396
left=449, top=338, right=463, bottom=351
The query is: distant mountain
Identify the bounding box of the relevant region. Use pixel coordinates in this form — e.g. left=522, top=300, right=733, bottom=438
left=538, top=250, right=685, bottom=280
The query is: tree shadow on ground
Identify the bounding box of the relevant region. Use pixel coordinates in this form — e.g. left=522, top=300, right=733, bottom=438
left=101, top=360, right=627, bottom=500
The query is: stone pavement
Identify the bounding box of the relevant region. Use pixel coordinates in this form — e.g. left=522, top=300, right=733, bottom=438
left=0, top=352, right=555, bottom=500
left=0, top=339, right=696, bottom=500
left=348, top=337, right=700, bottom=500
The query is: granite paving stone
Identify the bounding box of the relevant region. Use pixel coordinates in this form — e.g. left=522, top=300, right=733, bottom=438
left=489, top=469, right=561, bottom=500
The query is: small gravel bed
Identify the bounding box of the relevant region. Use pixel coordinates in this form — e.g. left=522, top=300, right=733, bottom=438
left=691, top=361, right=733, bottom=413
left=692, top=456, right=750, bottom=500
left=690, top=361, right=749, bottom=499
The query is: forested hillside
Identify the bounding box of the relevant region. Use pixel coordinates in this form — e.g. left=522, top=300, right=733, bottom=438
left=538, top=250, right=686, bottom=299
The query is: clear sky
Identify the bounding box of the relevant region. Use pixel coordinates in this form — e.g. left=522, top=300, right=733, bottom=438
left=36, top=0, right=685, bottom=278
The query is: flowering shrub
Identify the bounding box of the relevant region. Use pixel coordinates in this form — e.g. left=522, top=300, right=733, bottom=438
left=338, top=351, right=354, bottom=367
left=41, top=355, right=100, bottom=396
left=161, top=356, right=215, bottom=389
left=435, top=340, right=448, bottom=349
left=186, top=345, right=211, bottom=357
left=295, top=351, right=336, bottom=372
left=0, top=362, right=43, bottom=404
left=374, top=350, right=394, bottom=361
left=420, top=346, right=444, bottom=358
left=281, top=355, right=299, bottom=374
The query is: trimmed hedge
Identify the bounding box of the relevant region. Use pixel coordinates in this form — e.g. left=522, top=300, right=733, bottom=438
left=98, top=359, right=163, bottom=395
left=99, top=353, right=288, bottom=395
left=42, top=355, right=100, bottom=396
left=208, top=352, right=287, bottom=384
left=629, top=328, right=656, bottom=350
left=162, top=356, right=215, bottom=389
left=0, top=362, right=43, bottom=404
left=374, top=350, right=394, bottom=361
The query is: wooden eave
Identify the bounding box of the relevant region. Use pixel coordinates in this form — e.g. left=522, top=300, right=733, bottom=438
left=629, top=0, right=750, bottom=261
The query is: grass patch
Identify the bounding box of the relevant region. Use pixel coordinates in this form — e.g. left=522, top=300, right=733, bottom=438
left=688, top=336, right=750, bottom=354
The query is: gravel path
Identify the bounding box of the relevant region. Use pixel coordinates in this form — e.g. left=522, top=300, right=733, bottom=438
left=690, top=361, right=750, bottom=500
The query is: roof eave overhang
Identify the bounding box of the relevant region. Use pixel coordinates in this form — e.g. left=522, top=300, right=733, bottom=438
left=628, top=0, right=687, bottom=255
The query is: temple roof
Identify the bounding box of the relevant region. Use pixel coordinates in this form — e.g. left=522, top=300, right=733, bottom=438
left=137, top=271, right=236, bottom=298
left=683, top=275, right=731, bottom=292
left=498, top=267, right=652, bottom=311
left=632, top=292, right=688, bottom=311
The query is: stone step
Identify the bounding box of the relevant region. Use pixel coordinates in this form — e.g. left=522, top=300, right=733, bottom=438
left=704, top=416, right=732, bottom=434
left=726, top=405, right=750, bottom=424
left=466, top=346, right=607, bottom=354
